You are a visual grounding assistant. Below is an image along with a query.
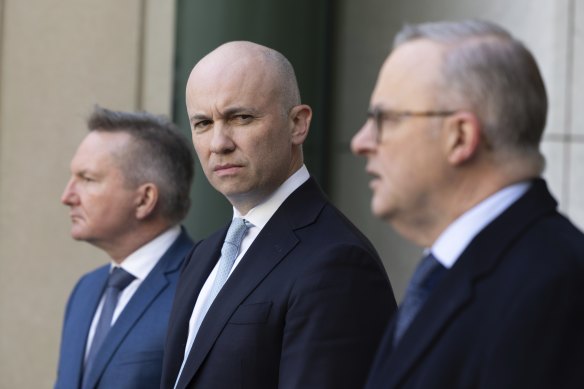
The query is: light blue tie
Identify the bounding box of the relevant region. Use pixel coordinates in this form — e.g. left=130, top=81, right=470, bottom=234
left=207, top=217, right=251, bottom=304
left=83, top=267, right=135, bottom=386
left=174, top=218, right=250, bottom=388
left=393, top=253, right=446, bottom=347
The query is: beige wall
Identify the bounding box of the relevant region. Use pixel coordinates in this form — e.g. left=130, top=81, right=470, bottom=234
left=0, top=0, right=175, bottom=387
left=332, top=0, right=584, bottom=300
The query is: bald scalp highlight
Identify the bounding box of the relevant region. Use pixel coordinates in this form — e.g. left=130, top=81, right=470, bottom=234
left=201, top=41, right=301, bottom=114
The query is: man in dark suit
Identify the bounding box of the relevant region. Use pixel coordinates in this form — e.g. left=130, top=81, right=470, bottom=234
left=161, top=41, right=396, bottom=389
left=55, top=106, right=195, bottom=389
left=352, top=19, right=584, bottom=388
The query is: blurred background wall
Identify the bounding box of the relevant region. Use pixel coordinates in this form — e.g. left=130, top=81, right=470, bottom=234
left=0, top=0, right=582, bottom=387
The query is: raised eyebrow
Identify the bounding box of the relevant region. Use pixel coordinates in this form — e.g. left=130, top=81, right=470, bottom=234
left=223, top=106, right=259, bottom=117
left=189, top=113, right=212, bottom=124
left=189, top=107, right=258, bottom=124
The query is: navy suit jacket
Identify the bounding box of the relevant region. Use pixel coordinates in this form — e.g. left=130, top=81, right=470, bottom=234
left=55, top=229, right=194, bottom=389
left=161, top=178, right=396, bottom=389
left=366, top=179, right=584, bottom=389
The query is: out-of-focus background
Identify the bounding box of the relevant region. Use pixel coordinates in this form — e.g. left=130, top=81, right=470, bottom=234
left=1, top=0, right=582, bottom=387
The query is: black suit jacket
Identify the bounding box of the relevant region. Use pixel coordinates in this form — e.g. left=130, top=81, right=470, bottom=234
left=162, top=178, right=396, bottom=389
left=366, top=179, right=584, bottom=389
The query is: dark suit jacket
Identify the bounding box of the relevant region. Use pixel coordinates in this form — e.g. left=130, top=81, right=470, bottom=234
left=161, top=178, right=396, bottom=389
left=366, top=179, right=584, bottom=389
left=55, top=229, right=194, bottom=389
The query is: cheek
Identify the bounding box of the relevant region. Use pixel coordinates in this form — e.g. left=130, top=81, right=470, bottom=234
left=192, top=138, right=205, bottom=156
left=193, top=143, right=210, bottom=167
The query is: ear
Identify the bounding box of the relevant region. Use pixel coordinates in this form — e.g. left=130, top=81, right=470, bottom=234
left=289, top=104, right=312, bottom=145
left=444, top=111, right=482, bottom=166
left=135, top=183, right=158, bottom=220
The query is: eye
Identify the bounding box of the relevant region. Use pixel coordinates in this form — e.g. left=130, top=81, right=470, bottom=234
left=192, top=119, right=213, bottom=133
left=383, top=111, right=402, bottom=124
left=231, top=114, right=254, bottom=125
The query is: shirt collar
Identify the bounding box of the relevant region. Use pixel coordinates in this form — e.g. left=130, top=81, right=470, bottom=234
left=110, top=225, right=181, bottom=280
left=234, top=165, right=309, bottom=230
left=431, top=181, right=530, bottom=268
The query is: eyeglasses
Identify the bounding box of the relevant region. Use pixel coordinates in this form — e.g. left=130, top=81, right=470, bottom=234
left=366, top=107, right=457, bottom=143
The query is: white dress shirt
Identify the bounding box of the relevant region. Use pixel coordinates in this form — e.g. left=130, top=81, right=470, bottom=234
left=84, top=225, right=181, bottom=361
left=180, top=165, right=310, bottom=363
left=430, top=182, right=530, bottom=268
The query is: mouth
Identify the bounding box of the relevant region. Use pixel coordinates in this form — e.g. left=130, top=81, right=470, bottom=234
left=69, top=212, right=82, bottom=221
left=213, top=164, right=243, bottom=176
left=365, top=169, right=381, bottom=189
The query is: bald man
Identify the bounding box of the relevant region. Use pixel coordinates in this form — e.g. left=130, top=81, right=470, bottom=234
left=161, top=41, right=396, bottom=389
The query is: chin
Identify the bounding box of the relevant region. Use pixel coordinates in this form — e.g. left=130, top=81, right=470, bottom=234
left=372, top=203, right=396, bottom=222
left=70, top=229, right=88, bottom=241
left=371, top=196, right=387, bottom=217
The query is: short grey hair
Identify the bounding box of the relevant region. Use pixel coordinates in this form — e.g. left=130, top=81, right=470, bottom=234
left=88, top=106, right=195, bottom=223
left=394, top=19, right=547, bottom=171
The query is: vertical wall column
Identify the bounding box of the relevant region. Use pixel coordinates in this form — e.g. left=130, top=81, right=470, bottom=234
left=173, top=0, right=334, bottom=239
left=0, top=0, right=176, bottom=387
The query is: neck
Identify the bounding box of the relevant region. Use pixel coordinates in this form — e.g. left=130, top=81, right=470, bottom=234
left=392, top=164, right=534, bottom=247
left=230, top=162, right=304, bottom=216
left=99, top=221, right=173, bottom=263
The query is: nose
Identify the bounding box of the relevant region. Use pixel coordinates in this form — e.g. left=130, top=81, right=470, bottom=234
left=351, top=121, right=377, bottom=156
left=61, top=178, right=78, bottom=206
left=209, top=122, right=236, bottom=154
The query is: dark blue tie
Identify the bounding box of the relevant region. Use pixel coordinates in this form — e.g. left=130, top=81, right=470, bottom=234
left=393, top=253, right=446, bottom=346
left=83, top=267, right=135, bottom=384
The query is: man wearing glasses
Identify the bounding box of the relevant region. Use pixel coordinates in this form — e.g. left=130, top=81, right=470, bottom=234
left=352, top=19, right=584, bottom=388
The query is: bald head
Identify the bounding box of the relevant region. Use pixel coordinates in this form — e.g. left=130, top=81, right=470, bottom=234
left=184, top=41, right=312, bottom=213
left=188, top=41, right=300, bottom=113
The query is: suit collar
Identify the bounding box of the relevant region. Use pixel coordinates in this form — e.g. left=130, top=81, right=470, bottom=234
left=432, top=181, right=530, bottom=268
left=234, top=164, right=310, bottom=229
left=116, top=225, right=183, bottom=280
left=82, top=229, right=192, bottom=389
left=176, top=178, right=327, bottom=388
left=385, top=179, right=558, bottom=388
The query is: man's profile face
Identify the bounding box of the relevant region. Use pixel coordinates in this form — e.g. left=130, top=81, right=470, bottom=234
left=351, top=40, right=450, bottom=227
left=61, top=131, right=140, bottom=249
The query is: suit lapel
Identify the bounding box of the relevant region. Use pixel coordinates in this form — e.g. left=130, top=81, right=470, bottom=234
left=177, top=178, right=326, bottom=389
left=385, top=179, right=558, bottom=388
left=83, top=231, right=192, bottom=389
left=66, top=268, right=108, bottom=388
left=385, top=266, right=474, bottom=387
left=162, top=233, right=222, bottom=387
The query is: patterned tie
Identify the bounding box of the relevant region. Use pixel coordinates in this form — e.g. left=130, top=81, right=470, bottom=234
left=83, top=267, right=135, bottom=384
left=207, top=217, right=251, bottom=304
left=174, top=218, right=251, bottom=388
left=393, top=253, right=446, bottom=347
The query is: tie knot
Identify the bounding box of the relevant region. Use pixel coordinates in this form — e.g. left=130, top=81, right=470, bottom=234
left=409, top=253, right=445, bottom=289
left=224, top=218, right=250, bottom=247
left=108, top=267, right=135, bottom=290
left=393, top=253, right=447, bottom=347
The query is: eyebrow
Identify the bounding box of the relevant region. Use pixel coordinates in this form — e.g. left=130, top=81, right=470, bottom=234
left=189, top=113, right=210, bottom=123
left=74, top=169, right=94, bottom=178
left=189, top=106, right=260, bottom=123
